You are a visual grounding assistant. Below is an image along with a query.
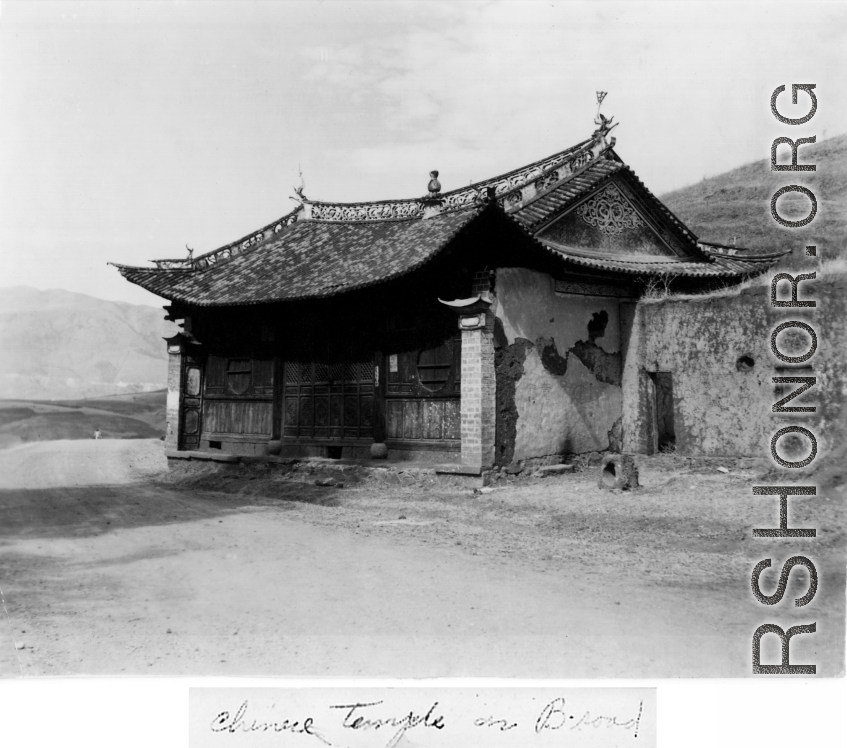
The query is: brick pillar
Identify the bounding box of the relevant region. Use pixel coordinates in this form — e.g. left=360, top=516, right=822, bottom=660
left=164, top=343, right=183, bottom=451
left=460, top=313, right=496, bottom=469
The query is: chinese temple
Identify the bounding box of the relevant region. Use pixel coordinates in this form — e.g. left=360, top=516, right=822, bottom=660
left=113, top=104, right=786, bottom=474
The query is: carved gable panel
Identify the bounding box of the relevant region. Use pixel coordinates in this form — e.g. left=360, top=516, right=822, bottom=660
left=537, top=183, right=684, bottom=257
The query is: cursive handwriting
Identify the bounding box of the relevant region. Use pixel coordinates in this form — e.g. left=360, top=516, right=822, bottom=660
left=211, top=700, right=318, bottom=736
left=330, top=700, right=445, bottom=748
left=206, top=694, right=647, bottom=745
left=474, top=715, right=518, bottom=731
left=536, top=697, right=643, bottom=738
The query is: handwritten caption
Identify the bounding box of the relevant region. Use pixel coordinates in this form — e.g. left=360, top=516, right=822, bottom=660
left=209, top=696, right=644, bottom=747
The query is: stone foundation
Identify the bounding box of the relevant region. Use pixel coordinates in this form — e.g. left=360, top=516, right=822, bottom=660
left=165, top=451, right=489, bottom=488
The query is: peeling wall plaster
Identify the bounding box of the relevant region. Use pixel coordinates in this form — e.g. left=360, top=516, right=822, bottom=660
left=494, top=267, right=624, bottom=463
left=513, top=347, right=622, bottom=459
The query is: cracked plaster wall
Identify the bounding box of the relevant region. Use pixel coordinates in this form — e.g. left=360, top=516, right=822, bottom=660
left=623, top=279, right=847, bottom=464
left=494, top=267, right=623, bottom=462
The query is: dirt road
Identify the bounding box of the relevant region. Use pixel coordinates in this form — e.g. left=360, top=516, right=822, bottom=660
left=1, top=439, right=843, bottom=677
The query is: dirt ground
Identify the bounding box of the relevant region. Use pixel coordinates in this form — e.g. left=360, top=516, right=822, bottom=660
left=0, top=439, right=843, bottom=678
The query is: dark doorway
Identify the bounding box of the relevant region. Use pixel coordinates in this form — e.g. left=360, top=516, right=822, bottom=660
left=649, top=371, right=676, bottom=452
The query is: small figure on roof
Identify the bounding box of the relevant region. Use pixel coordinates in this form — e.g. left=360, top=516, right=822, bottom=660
left=293, top=166, right=308, bottom=202
left=592, top=90, right=618, bottom=155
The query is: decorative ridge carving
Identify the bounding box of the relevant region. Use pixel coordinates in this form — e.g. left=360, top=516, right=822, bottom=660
left=306, top=138, right=597, bottom=222
left=308, top=199, right=425, bottom=222
left=147, top=135, right=612, bottom=271
left=152, top=206, right=302, bottom=270
left=576, top=183, right=645, bottom=235
left=501, top=144, right=618, bottom=218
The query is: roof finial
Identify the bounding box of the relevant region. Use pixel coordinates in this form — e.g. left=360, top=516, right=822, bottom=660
left=422, top=170, right=444, bottom=219
left=592, top=91, right=618, bottom=156
left=292, top=165, right=308, bottom=202
left=186, top=243, right=194, bottom=261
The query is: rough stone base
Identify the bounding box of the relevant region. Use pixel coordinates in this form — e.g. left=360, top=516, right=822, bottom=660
left=532, top=464, right=575, bottom=478
left=630, top=453, right=771, bottom=473
left=504, top=453, right=566, bottom=475
left=165, top=452, right=487, bottom=489
left=200, top=439, right=269, bottom=456
left=274, top=444, right=372, bottom=460
left=598, top=453, right=639, bottom=490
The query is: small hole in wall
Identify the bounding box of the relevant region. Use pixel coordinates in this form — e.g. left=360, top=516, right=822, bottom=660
left=602, top=462, right=617, bottom=486
left=736, top=355, right=755, bottom=372
left=209, top=440, right=222, bottom=450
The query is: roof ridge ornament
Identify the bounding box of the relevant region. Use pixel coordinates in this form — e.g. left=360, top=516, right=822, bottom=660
left=295, top=141, right=596, bottom=222
left=422, top=169, right=444, bottom=219
left=292, top=166, right=308, bottom=203
left=592, top=90, right=618, bottom=158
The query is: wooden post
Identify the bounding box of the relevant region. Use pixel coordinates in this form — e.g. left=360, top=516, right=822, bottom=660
left=373, top=349, right=386, bottom=443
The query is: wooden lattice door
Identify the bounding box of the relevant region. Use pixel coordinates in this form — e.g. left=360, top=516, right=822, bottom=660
left=282, top=358, right=375, bottom=440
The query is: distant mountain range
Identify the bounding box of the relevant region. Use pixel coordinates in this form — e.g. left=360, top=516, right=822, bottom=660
left=0, top=287, right=176, bottom=400
left=661, top=133, right=846, bottom=264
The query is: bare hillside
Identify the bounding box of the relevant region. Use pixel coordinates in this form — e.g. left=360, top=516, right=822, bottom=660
left=0, top=286, right=176, bottom=399
left=661, top=134, right=847, bottom=264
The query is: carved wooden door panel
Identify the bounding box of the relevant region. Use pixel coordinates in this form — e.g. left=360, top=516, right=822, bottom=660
left=282, top=357, right=375, bottom=440
left=180, top=355, right=202, bottom=450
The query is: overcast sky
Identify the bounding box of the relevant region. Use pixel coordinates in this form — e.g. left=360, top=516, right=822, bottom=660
left=1, top=0, right=844, bottom=306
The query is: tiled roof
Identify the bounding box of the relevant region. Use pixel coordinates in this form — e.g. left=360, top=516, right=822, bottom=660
left=114, top=138, right=789, bottom=304
left=137, top=139, right=597, bottom=273
left=114, top=206, right=483, bottom=306
left=510, top=158, right=624, bottom=230
left=537, top=240, right=783, bottom=277
left=505, top=153, right=788, bottom=276
left=510, top=156, right=708, bottom=256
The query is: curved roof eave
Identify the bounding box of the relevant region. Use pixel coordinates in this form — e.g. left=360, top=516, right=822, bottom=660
left=113, top=205, right=489, bottom=307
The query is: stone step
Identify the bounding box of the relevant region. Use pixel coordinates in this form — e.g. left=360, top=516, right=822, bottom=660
left=532, top=463, right=575, bottom=477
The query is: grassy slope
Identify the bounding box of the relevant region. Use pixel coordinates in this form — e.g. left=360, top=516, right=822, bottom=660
left=0, top=389, right=166, bottom=448
left=661, top=134, right=847, bottom=266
